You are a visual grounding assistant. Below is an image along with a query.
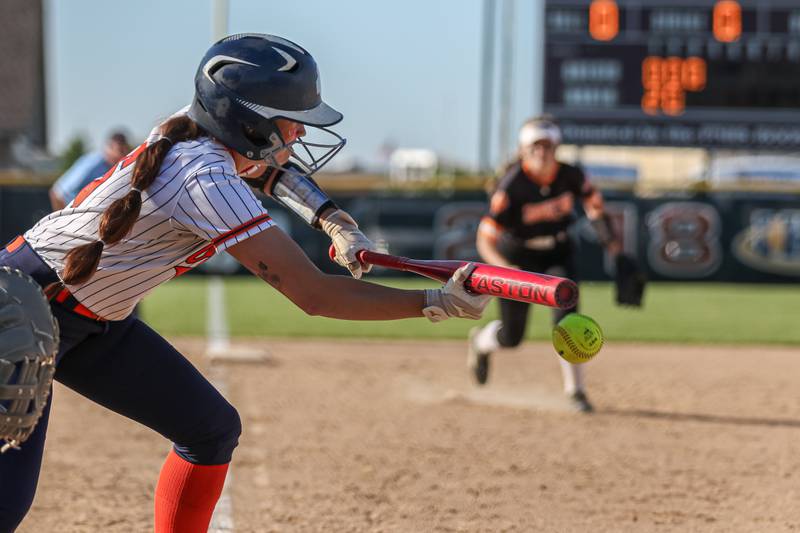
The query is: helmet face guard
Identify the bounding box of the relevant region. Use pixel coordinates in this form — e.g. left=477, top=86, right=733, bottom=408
left=236, top=108, right=347, bottom=178
left=188, top=33, right=346, bottom=177
left=287, top=126, right=346, bottom=176
left=0, top=268, right=58, bottom=453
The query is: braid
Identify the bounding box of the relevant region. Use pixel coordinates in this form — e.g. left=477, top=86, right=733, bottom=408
left=62, top=116, right=206, bottom=285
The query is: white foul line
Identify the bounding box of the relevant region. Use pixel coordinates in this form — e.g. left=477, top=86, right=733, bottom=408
left=206, top=275, right=235, bottom=532
left=207, top=275, right=231, bottom=356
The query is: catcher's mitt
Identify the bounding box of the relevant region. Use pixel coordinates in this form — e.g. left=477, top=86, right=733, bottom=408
left=0, top=267, right=59, bottom=453
left=615, top=253, right=646, bottom=307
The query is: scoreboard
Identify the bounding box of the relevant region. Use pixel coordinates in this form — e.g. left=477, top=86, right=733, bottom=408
left=544, top=0, right=800, bottom=148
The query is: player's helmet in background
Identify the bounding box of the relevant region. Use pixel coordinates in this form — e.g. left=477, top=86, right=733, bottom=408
left=0, top=267, right=58, bottom=453
left=188, top=33, right=345, bottom=176
left=518, top=115, right=562, bottom=148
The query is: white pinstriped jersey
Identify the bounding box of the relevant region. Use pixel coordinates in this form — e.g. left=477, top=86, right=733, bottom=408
left=25, top=135, right=274, bottom=320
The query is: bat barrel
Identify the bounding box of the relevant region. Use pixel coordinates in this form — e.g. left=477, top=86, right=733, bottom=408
left=466, top=264, right=578, bottom=309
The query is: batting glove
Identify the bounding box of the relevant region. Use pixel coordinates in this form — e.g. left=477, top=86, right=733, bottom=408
left=423, top=264, right=491, bottom=322
left=321, top=209, right=378, bottom=279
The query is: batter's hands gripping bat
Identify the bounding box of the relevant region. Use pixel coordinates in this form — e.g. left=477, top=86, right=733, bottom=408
left=328, top=246, right=578, bottom=309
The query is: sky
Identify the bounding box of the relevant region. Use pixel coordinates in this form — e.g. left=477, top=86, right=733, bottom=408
left=44, top=0, right=544, bottom=170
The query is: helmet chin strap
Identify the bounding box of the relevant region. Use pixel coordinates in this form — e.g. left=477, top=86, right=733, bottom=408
left=238, top=163, right=265, bottom=178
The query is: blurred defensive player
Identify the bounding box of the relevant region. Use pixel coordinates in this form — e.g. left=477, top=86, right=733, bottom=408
left=467, top=116, right=624, bottom=413
left=49, top=131, right=132, bottom=210
left=0, top=34, right=490, bottom=532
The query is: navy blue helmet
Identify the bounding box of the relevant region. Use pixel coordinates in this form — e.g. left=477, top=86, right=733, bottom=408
left=188, top=33, right=345, bottom=175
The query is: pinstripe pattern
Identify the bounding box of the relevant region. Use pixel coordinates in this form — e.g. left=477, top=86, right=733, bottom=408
left=25, top=136, right=273, bottom=320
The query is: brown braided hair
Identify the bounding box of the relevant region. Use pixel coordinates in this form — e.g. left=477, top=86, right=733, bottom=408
left=61, top=115, right=207, bottom=285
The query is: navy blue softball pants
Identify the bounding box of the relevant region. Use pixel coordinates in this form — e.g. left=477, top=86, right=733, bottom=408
left=496, top=242, right=578, bottom=348
left=0, top=241, right=240, bottom=532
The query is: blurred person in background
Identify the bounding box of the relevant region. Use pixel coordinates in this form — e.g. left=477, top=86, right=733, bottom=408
left=0, top=34, right=489, bottom=533
left=467, top=116, right=625, bottom=413
left=49, top=131, right=132, bottom=210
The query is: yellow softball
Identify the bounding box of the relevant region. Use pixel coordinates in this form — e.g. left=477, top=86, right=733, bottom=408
left=552, top=313, right=604, bottom=364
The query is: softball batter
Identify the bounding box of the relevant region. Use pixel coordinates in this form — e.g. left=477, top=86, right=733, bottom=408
left=0, top=34, right=489, bottom=532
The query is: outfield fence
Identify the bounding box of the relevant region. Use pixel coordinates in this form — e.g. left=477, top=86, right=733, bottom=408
left=2, top=184, right=799, bottom=282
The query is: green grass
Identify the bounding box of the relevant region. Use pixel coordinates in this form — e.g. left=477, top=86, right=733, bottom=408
left=139, top=277, right=800, bottom=345
left=140, top=278, right=208, bottom=336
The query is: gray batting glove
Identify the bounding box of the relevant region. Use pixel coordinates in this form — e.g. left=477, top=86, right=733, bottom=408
left=320, top=209, right=377, bottom=279
left=422, top=264, right=491, bottom=322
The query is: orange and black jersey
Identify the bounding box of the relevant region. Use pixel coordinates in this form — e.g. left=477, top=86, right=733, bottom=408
left=482, top=161, right=594, bottom=243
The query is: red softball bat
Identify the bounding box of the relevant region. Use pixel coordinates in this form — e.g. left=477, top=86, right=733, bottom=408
left=328, top=246, right=578, bottom=309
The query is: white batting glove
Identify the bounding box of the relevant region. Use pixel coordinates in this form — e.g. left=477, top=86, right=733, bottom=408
left=422, top=264, right=491, bottom=323
left=320, top=209, right=377, bottom=279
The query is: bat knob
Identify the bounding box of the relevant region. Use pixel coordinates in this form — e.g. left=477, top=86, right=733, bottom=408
left=328, top=244, right=336, bottom=262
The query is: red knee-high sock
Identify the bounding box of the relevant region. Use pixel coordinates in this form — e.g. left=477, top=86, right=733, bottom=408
left=154, top=449, right=229, bottom=533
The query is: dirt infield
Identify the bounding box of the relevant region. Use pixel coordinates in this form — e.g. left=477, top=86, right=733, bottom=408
left=19, top=339, right=800, bottom=532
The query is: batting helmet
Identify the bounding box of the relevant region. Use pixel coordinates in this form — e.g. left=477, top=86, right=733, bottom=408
left=188, top=33, right=345, bottom=176
left=0, top=267, right=58, bottom=453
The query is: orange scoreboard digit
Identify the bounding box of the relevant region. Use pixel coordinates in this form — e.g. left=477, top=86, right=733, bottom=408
left=543, top=0, right=800, bottom=149
left=641, top=56, right=707, bottom=116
